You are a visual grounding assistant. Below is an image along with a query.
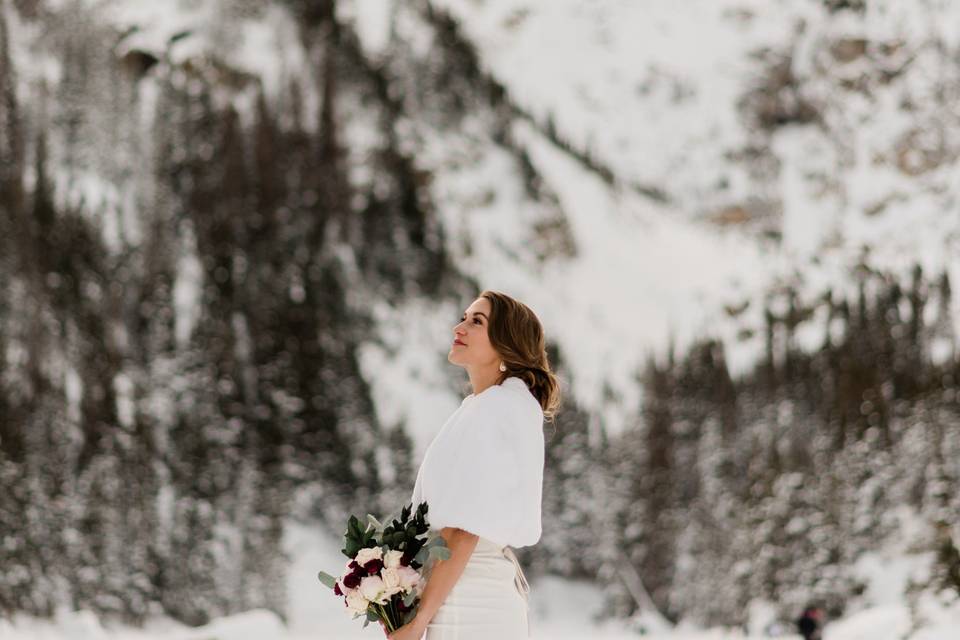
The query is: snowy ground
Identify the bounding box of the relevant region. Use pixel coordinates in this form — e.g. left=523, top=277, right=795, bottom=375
left=2, top=522, right=958, bottom=640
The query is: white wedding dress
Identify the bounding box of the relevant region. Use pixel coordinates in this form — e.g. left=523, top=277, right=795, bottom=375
left=424, top=536, right=531, bottom=639
left=410, top=376, right=545, bottom=639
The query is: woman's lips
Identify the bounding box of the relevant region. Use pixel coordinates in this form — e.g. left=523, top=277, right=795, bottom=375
left=453, top=340, right=466, bottom=346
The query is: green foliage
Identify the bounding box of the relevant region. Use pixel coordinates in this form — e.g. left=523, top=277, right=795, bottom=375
left=338, top=502, right=443, bottom=564
left=381, top=502, right=433, bottom=568
left=342, top=515, right=379, bottom=559
left=317, top=571, right=338, bottom=590
left=415, top=539, right=450, bottom=566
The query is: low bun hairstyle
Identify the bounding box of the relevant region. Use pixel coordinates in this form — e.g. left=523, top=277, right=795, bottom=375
left=480, top=290, right=562, bottom=422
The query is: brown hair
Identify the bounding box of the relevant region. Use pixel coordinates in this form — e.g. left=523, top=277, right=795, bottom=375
left=480, top=290, right=562, bottom=422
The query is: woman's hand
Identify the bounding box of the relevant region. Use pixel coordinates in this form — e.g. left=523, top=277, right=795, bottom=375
left=386, top=617, right=427, bottom=640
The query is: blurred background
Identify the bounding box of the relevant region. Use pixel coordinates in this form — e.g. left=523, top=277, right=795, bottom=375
left=1, top=0, right=959, bottom=638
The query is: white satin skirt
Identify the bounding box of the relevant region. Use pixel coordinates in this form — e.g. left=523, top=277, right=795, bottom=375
left=424, top=537, right=531, bottom=639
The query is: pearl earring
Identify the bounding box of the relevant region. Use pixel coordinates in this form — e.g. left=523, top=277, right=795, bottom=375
left=499, top=362, right=507, bottom=372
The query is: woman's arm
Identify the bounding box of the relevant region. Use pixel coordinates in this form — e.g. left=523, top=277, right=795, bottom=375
left=408, top=526, right=479, bottom=633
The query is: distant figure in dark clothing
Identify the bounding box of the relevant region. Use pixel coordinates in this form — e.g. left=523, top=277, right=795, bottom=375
left=796, top=606, right=825, bottom=640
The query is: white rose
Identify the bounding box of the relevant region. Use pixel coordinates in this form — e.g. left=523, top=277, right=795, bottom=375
left=345, top=591, right=369, bottom=614
left=383, top=549, right=404, bottom=570
left=381, top=567, right=405, bottom=597
left=397, top=566, right=421, bottom=592
left=358, top=575, right=389, bottom=604
left=355, top=546, right=383, bottom=567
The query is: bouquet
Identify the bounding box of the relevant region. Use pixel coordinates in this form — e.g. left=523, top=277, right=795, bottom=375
left=318, top=501, right=450, bottom=633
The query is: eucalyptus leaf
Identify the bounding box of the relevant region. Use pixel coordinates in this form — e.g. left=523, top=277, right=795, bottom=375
left=367, top=513, right=383, bottom=531
left=414, top=546, right=429, bottom=566
left=317, top=571, right=338, bottom=589
left=429, top=545, right=452, bottom=561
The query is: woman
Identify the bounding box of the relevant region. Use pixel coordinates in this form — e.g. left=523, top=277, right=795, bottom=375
left=386, top=290, right=561, bottom=640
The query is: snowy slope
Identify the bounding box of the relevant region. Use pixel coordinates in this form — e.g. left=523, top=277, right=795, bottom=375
left=339, top=0, right=960, bottom=446
left=424, top=0, right=960, bottom=260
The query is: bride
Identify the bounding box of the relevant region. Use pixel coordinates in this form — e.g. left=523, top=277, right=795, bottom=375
left=385, top=290, right=561, bottom=640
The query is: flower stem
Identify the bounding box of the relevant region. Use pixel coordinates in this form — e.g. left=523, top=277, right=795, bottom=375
left=375, top=603, right=397, bottom=633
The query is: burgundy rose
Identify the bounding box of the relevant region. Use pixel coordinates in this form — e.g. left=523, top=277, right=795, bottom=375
left=363, top=558, right=384, bottom=574
left=334, top=582, right=343, bottom=596
left=342, top=572, right=362, bottom=589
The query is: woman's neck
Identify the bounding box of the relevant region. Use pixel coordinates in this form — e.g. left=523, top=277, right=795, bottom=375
left=468, top=369, right=503, bottom=396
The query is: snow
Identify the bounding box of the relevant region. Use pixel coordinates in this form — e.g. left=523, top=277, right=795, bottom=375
left=2, top=520, right=959, bottom=640
left=337, top=0, right=394, bottom=60
left=7, top=0, right=960, bottom=635
left=334, top=0, right=960, bottom=447
left=363, top=0, right=960, bottom=390
left=424, top=0, right=792, bottom=209
left=172, top=221, right=203, bottom=350
left=356, top=298, right=469, bottom=460
left=510, top=117, right=767, bottom=416
left=14, top=0, right=960, bottom=442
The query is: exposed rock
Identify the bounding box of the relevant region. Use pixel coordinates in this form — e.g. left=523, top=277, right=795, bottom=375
left=895, top=128, right=953, bottom=176
left=823, top=0, right=866, bottom=12
left=118, top=49, right=159, bottom=79
left=739, top=50, right=820, bottom=131
left=830, top=37, right=868, bottom=63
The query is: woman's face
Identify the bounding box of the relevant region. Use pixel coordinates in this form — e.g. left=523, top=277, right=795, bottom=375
left=448, top=297, right=500, bottom=370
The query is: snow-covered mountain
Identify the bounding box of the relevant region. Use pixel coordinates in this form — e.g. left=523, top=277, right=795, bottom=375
left=2, top=0, right=960, bottom=634
left=343, top=0, right=960, bottom=445
left=6, top=0, right=959, bottom=445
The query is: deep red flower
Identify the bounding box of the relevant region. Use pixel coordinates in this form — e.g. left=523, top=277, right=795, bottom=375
left=342, top=572, right=361, bottom=589
left=334, top=582, right=343, bottom=596
left=363, top=558, right=384, bottom=574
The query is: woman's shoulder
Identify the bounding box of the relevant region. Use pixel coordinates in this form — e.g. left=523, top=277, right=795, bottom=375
left=475, top=377, right=544, bottom=422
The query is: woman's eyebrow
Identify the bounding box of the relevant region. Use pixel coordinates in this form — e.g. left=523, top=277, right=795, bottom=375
left=462, top=311, right=489, bottom=320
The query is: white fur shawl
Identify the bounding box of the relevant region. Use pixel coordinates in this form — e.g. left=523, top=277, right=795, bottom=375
left=410, top=376, right=545, bottom=548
